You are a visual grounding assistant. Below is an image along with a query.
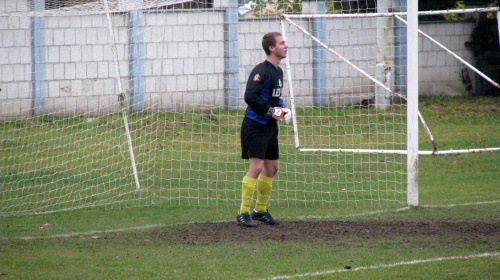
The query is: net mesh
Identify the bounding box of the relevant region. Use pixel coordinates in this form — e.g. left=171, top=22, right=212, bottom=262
left=1, top=0, right=496, bottom=215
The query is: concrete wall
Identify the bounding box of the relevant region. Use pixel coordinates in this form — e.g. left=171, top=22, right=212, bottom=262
left=239, top=17, right=476, bottom=108
left=43, top=13, right=129, bottom=116
left=142, top=11, right=226, bottom=111
left=0, top=0, right=32, bottom=118
left=419, top=21, right=476, bottom=97
left=0, top=0, right=478, bottom=119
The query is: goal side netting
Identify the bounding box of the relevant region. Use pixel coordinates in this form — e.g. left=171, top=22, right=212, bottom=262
left=277, top=6, right=500, bottom=209
left=280, top=7, right=500, bottom=156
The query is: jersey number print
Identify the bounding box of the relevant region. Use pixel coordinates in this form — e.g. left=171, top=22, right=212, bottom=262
left=272, top=79, right=283, bottom=97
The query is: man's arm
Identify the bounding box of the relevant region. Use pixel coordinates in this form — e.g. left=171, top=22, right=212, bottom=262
left=244, top=70, right=271, bottom=115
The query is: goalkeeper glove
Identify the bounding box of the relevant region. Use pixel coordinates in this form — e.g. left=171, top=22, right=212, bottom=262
left=268, top=106, right=286, bottom=121
left=283, top=108, right=291, bottom=125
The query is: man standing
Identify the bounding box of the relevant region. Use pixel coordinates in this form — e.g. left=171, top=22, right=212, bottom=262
left=237, top=32, right=290, bottom=227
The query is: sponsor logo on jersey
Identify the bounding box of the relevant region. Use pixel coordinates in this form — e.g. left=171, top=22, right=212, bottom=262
left=253, top=74, right=260, bottom=81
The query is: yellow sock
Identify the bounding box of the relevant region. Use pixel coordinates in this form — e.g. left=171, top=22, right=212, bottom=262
left=239, top=176, right=257, bottom=214
left=255, top=174, right=273, bottom=213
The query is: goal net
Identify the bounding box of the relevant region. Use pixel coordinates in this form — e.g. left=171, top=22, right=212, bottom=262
left=280, top=7, right=500, bottom=156
left=1, top=0, right=499, bottom=216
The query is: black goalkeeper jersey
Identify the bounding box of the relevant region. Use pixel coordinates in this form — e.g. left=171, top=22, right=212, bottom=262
left=244, top=60, right=286, bottom=125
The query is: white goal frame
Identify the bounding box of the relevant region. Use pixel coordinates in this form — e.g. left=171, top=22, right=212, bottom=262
left=280, top=6, right=500, bottom=207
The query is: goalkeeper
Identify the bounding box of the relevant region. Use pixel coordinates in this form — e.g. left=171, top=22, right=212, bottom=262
left=237, top=32, right=290, bottom=227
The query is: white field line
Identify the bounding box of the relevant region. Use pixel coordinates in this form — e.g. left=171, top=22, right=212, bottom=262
left=421, top=200, right=500, bottom=208
left=259, top=252, right=500, bottom=280
left=4, top=200, right=498, bottom=240
left=4, top=220, right=231, bottom=240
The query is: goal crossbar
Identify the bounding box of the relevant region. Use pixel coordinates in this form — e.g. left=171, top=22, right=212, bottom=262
left=282, top=7, right=499, bottom=19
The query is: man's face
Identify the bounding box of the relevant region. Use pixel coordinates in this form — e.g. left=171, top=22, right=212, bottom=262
left=272, top=36, right=288, bottom=59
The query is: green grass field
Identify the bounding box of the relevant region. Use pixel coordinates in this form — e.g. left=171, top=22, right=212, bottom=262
left=1, top=96, right=499, bottom=279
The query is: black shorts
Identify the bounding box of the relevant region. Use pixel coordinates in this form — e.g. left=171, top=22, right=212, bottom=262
left=241, top=117, right=279, bottom=160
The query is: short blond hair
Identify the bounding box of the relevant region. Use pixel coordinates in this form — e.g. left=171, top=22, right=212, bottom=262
left=262, top=32, right=282, bottom=55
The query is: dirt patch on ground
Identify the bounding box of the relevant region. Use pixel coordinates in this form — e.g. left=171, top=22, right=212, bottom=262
left=156, top=220, right=500, bottom=245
